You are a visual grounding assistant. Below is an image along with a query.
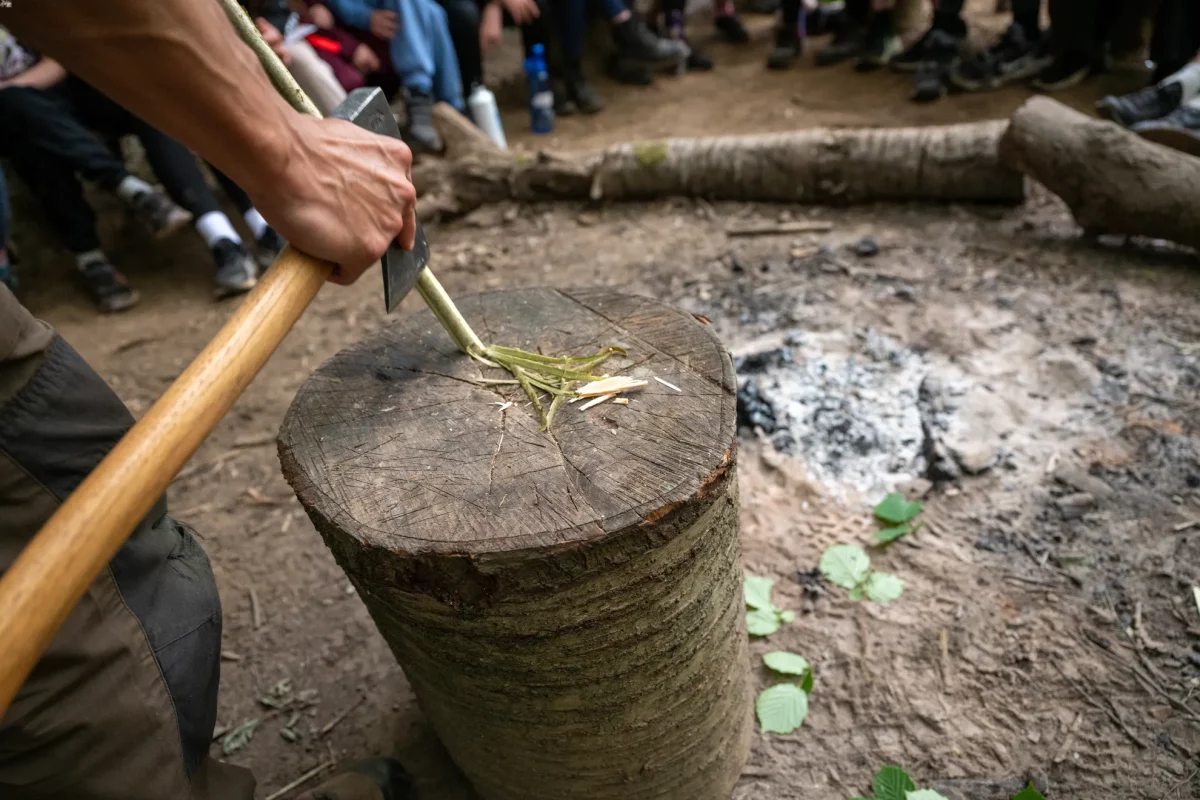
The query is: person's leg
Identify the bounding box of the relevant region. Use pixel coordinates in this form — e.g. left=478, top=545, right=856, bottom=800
left=1098, top=45, right=1200, bottom=125
left=208, top=166, right=287, bottom=269
left=436, top=0, right=484, bottom=98
left=0, top=171, right=11, bottom=292
left=891, top=0, right=966, bottom=70
left=816, top=0, right=871, bottom=66
left=285, top=39, right=349, bottom=115
left=856, top=0, right=902, bottom=70
left=949, top=0, right=1048, bottom=91
left=423, top=0, right=468, bottom=110
left=767, top=0, right=805, bottom=69
left=1032, top=0, right=1102, bottom=90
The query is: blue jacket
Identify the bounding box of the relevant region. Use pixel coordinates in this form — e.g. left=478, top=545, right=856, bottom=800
left=324, top=0, right=388, bottom=32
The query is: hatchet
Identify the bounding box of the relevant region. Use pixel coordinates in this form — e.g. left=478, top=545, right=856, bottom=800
left=0, top=86, right=434, bottom=713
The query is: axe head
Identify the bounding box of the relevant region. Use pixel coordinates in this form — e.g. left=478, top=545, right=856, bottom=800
left=330, top=87, right=428, bottom=313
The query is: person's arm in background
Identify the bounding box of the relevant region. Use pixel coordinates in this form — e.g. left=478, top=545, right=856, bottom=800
left=0, top=56, right=67, bottom=90
left=323, top=0, right=382, bottom=33
left=7, top=0, right=415, bottom=282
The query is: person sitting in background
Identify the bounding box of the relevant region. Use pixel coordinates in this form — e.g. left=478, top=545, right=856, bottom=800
left=1030, top=0, right=1117, bottom=92
left=811, top=0, right=870, bottom=66
left=0, top=35, right=269, bottom=305
left=244, top=0, right=349, bottom=114
left=853, top=0, right=901, bottom=71
left=766, top=0, right=808, bottom=70
left=301, top=2, right=383, bottom=95
left=599, top=0, right=691, bottom=86
left=1098, top=47, right=1200, bottom=155
left=656, top=0, right=717, bottom=72
left=948, top=0, right=1049, bottom=93
left=318, top=0, right=466, bottom=154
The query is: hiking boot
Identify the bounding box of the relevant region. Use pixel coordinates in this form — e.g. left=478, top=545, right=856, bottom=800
left=403, top=90, right=444, bottom=155
left=606, top=53, right=655, bottom=85
left=129, top=189, right=192, bottom=239
left=1097, top=80, right=1183, bottom=128
left=891, top=16, right=965, bottom=72
left=816, top=27, right=865, bottom=66
left=78, top=257, right=139, bottom=312
left=910, top=29, right=961, bottom=103
left=254, top=226, right=286, bottom=269
left=714, top=14, right=750, bottom=44
left=1031, top=53, right=1091, bottom=92
left=950, top=22, right=1048, bottom=91
left=565, top=67, right=604, bottom=113
left=1132, top=104, right=1200, bottom=157
left=553, top=78, right=578, bottom=116
left=295, top=758, right=417, bottom=800
left=211, top=238, right=258, bottom=298
left=613, top=17, right=689, bottom=63
left=767, top=25, right=802, bottom=70
left=855, top=15, right=901, bottom=71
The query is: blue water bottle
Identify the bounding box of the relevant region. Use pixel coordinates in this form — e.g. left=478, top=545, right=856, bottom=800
left=524, top=43, right=554, bottom=134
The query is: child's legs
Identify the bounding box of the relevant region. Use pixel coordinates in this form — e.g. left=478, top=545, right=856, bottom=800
left=437, top=0, right=483, bottom=94
left=551, top=0, right=587, bottom=61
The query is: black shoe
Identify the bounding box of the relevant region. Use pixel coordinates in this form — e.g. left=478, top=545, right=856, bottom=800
left=553, top=78, right=578, bottom=116
left=211, top=238, right=258, bottom=298
left=606, top=53, right=655, bottom=85
left=910, top=29, right=961, bottom=103
left=1097, top=80, right=1184, bottom=128
left=254, top=226, right=285, bottom=269
left=816, top=27, right=865, bottom=66
left=767, top=25, right=802, bottom=70
left=403, top=90, right=444, bottom=155
left=714, top=14, right=750, bottom=44
left=128, top=189, right=192, bottom=239
left=856, top=14, right=902, bottom=72
left=566, top=68, right=604, bottom=113
left=78, top=257, right=139, bottom=312
left=613, top=17, right=689, bottom=63
left=1132, top=104, right=1200, bottom=157
left=685, top=47, right=714, bottom=71
left=1032, top=54, right=1091, bottom=92
left=891, top=18, right=964, bottom=72
left=951, top=23, right=1048, bottom=91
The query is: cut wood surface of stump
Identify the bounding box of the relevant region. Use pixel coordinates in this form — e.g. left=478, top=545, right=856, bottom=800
left=278, top=288, right=751, bottom=800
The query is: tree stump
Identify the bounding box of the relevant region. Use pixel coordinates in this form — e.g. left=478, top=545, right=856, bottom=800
left=278, top=288, right=750, bottom=800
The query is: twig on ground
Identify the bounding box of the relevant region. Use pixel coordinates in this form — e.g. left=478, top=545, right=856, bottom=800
left=221, top=650, right=243, bottom=662
left=1052, top=712, right=1083, bottom=763
left=263, top=759, right=337, bottom=800
left=233, top=434, right=277, bottom=449
left=725, top=220, right=834, bottom=237
left=320, top=695, right=366, bottom=738
left=1057, top=666, right=1148, bottom=749
left=250, top=587, right=263, bottom=629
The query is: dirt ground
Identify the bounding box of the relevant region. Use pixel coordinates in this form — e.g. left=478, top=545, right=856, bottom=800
left=9, top=1, right=1200, bottom=798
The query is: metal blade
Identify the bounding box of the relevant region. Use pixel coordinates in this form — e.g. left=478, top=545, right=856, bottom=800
left=383, top=219, right=428, bottom=313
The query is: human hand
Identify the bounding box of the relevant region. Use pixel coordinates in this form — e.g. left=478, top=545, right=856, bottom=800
left=351, top=43, right=381, bottom=73
left=249, top=115, right=416, bottom=285
left=255, top=18, right=291, bottom=64
left=479, top=3, right=503, bottom=53
left=309, top=3, right=336, bottom=29
left=369, top=9, right=400, bottom=39
left=500, top=0, right=540, bottom=24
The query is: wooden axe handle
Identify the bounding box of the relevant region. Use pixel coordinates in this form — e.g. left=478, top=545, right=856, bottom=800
left=0, top=246, right=331, bottom=715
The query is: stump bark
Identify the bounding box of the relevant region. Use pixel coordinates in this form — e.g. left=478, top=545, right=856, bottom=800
left=415, top=121, right=1025, bottom=219
left=278, top=288, right=751, bottom=800
left=999, top=96, right=1200, bottom=250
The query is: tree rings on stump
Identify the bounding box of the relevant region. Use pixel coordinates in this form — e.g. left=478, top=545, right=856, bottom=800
left=279, top=288, right=750, bottom=800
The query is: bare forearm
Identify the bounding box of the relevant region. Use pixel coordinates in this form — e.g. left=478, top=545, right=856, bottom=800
left=8, top=0, right=296, bottom=198
left=4, top=58, right=67, bottom=90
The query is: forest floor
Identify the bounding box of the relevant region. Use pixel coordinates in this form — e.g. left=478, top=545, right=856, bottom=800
left=8, top=1, right=1200, bottom=798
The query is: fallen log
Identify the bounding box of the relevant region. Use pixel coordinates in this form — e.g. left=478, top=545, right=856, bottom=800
left=999, top=96, right=1200, bottom=251
left=417, top=120, right=1024, bottom=219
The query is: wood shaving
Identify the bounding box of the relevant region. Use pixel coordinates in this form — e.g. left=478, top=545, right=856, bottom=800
left=579, top=395, right=613, bottom=412
left=576, top=376, right=648, bottom=397
left=613, top=398, right=629, bottom=406
left=654, top=377, right=682, bottom=392
left=492, top=401, right=514, bottom=411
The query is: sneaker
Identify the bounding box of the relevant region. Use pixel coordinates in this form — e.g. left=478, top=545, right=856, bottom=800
left=1132, top=104, right=1200, bottom=157
left=714, top=14, right=750, bottom=44
left=891, top=21, right=964, bottom=72
left=816, top=27, right=865, bottom=66
left=613, top=17, right=690, bottom=63
left=78, top=257, right=139, bottom=312
left=1032, top=54, right=1091, bottom=92
left=767, top=25, right=802, bottom=70
left=211, top=238, right=258, bottom=298
left=254, top=226, right=286, bottom=270
left=911, top=29, right=961, bottom=103
left=295, top=757, right=416, bottom=800
left=856, top=18, right=902, bottom=72
left=566, top=70, right=604, bottom=113
left=1097, top=80, right=1183, bottom=128
left=129, top=189, right=192, bottom=239
left=403, top=90, right=444, bottom=155
left=606, top=53, right=655, bottom=85
left=950, top=23, right=1048, bottom=91
left=553, top=79, right=578, bottom=116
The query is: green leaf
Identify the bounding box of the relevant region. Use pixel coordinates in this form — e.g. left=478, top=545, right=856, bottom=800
left=222, top=718, right=260, bottom=755
left=801, top=669, right=814, bottom=694
left=763, top=651, right=810, bottom=676
left=819, top=544, right=871, bottom=589
left=1011, top=783, right=1046, bottom=800
left=747, top=608, right=781, bottom=637
left=745, top=575, right=775, bottom=611
left=875, top=493, right=924, bottom=524
left=864, top=572, right=905, bottom=604
left=755, top=684, right=809, bottom=734
left=873, top=765, right=916, bottom=800
left=848, top=584, right=867, bottom=601
left=778, top=609, right=796, bottom=624
left=874, top=524, right=911, bottom=543
left=907, top=792, right=949, bottom=800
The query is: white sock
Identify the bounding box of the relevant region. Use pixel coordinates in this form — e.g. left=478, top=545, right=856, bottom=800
left=1165, top=62, right=1200, bottom=103
left=243, top=208, right=269, bottom=240
left=195, top=211, right=242, bottom=249
left=114, top=175, right=154, bottom=203
left=75, top=249, right=108, bottom=269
